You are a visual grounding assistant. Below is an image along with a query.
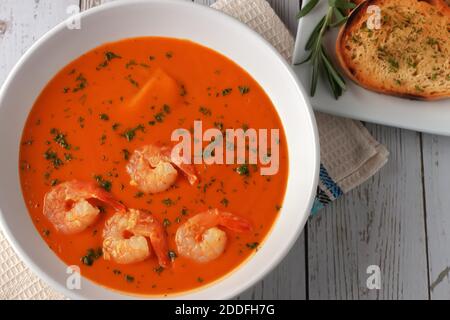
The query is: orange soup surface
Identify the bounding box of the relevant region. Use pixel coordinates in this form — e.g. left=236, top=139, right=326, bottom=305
left=19, top=37, right=288, bottom=296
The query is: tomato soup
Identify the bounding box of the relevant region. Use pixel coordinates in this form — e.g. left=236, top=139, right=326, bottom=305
left=19, top=37, right=288, bottom=296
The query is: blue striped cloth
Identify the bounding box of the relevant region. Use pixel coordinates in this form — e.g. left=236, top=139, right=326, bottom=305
left=311, top=164, right=344, bottom=215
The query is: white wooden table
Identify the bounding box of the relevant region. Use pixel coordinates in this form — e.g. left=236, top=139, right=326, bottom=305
left=1, top=0, right=449, bottom=300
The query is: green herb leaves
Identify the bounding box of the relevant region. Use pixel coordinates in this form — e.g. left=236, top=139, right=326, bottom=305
left=246, top=242, right=259, bottom=250
left=94, top=175, right=112, bottom=192
left=73, top=73, right=88, bottom=92
left=97, top=51, right=121, bottom=70
left=121, top=124, right=144, bottom=141
left=44, top=148, right=63, bottom=169
left=296, top=0, right=320, bottom=18
left=238, top=86, right=250, bottom=95
left=297, top=0, right=356, bottom=99
left=81, top=248, right=102, bottom=266
left=236, top=164, right=250, bottom=177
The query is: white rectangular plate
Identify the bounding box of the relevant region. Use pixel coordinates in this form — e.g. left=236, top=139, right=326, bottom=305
left=292, top=0, right=450, bottom=135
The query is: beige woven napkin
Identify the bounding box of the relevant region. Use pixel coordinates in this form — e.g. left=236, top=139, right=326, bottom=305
left=0, top=0, right=388, bottom=299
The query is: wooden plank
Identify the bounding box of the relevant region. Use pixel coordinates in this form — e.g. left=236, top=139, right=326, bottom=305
left=0, top=0, right=79, bottom=84
left=422, top=134, right=450, bottom=299
left=308, top=125, right=429, bottom=299
left=237, top=234, right=306, bottom=299
left=80, top=0, right=104, bottom=11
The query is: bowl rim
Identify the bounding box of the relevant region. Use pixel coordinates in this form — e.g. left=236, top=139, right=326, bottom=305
left=0, top=0, right=319, bottom=300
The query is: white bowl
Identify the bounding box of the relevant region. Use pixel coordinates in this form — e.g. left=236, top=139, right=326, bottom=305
left=0, top=0, right=319, bottom=299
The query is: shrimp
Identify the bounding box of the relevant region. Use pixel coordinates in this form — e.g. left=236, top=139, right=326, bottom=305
left=103, top=209, right=170, bottom=267
left=175, top=209, right=252, bottom=263
left=43, top=180, right=125, bottom=235
left=126, top=144, right=198, bottom=194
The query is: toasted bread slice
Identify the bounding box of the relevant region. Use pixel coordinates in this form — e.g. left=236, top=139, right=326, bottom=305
left=336, top=0, right=450, bottom=100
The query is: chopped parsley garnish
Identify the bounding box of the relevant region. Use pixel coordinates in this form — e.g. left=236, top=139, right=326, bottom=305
left=99, top=113, right=109, bottom=121
left=100, top=134, right=107, bottom=145
left=94, top=175, right=112, bottom=192
left=165, top=51, right=173, bottom=59
left=50, top=128, right=71, bottom=149
left=42, top=229, right=50, bottom=237
left=81, top=248, right=102, bottom=266
left=50, top=179, right=59, bottom=186
left=426, top=37, right=439, bottom=46
left=415, top=85, right=424, bottom=92
left=238, top=86, right=250, bottom=95
left=154, top=266, right=164, bottom=275
left=246, top=242, right=259, bottom=250
left=78, top=116, right=85, bottom=128
left=125, top=74, right=139, bottom=88
left=197, top=277, right=204, bottom=283
left=387, top=57, right=399, bottom=72
left=199, top=106, right=212, bottom=116
left=222, top=88, right=232, bottom=96
left=44, top=148, right=63, bottom=169
left=154, top=112, right=165, bottom=123
left=72, top=73, right=87, bottom=92
left=112, top=122, right=120, bottom=131
left=162, top=198, right=174, bottom=206
left=236, top=164, right=250, bottom=176
left=152, top=104, right=171, bottom=123
left=105, top=51, right=121, bottom=61
left=181, top=207, right=188, bottom=216
left=122, top=149, right=130, bottom=160
left=168, top=250, right=177, bottom=261
left=163, top=218, right=171, bottom=228
left=134, top=191, right=144, bottom=198
left=97, top=51, right=121, bottom=70
left=121, top=124, right=144, bottom=141
left=220, top=198, right=229, bottom=207
left=125, top=59, right=138, bottom=69
left=125, top=274, right=135, bottom=283
left=163, top=104, right=171, bottom=114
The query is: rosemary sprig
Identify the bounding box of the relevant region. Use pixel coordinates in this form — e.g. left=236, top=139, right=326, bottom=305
left=297, top=0, right=356, bottom=99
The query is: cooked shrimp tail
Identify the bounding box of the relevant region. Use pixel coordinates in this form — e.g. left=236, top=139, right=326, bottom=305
left=91, top=188, right=126, bottom=212
left=132, top=212, right=171, bottom=268
left=218, top=211, right=252, bottom=233
left=167, top=148, right=199, bottom=185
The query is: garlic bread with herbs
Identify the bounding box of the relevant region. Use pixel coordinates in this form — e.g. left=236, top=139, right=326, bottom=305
left=336, top=0, right=450, bottom=100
